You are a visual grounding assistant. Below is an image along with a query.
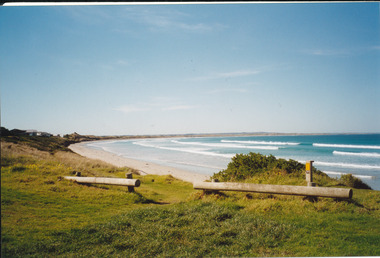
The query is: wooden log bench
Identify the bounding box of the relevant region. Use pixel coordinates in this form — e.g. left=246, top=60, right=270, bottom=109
left=193, top=181, right=353, bottom=199
left=64, top=173, right=140, bottom=192
left=194, top=161, right=353, bottom=199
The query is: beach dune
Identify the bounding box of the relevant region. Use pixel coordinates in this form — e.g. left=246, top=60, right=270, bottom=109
left=69, top=142, right=210, bottom=183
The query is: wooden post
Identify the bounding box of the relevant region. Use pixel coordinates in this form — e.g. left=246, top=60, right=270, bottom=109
left=306, top=161, right=316, bottom=187
left=208, top=179, right=220, bottom=194
left=126, top=173, right=134, bottom=192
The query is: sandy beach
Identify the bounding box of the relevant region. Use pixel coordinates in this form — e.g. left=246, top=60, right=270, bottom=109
left=69, top=142, right=211, bottom=183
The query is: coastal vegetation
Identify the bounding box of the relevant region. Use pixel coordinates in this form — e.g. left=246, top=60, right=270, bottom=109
left=1, top=127, right=131, bottom=153
left=212, top=152, right=371, bottom=189
left=1, top=131, right=379, bottom=257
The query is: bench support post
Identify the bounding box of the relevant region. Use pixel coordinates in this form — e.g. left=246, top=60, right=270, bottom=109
left=126, top=173, right=134, bottom=192
left=306, top=161, right=316, bottom=187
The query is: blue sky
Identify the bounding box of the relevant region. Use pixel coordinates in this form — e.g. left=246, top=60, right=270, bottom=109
left=1, top=3, right=379, bottom=135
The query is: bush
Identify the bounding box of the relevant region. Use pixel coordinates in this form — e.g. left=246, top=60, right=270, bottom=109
left=213, top=152, right=305, bottom=182
left=340, top=174, right=371, bottom=190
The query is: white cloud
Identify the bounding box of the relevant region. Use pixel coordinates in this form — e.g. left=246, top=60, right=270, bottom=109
left=63, top=6, right=226, bottom=35
left=190, top=69, right=260, bottom=81
left=114, top=97, right=198, bottom=114
left=162, top=105, right=198, bottom=111
left=62, top=6, right=113, bottom=25
left=370, top=45, right=380, bottom=51
left=113, top=105, right=148, bottom=114
left=207, top=88, right=248, bottom=94
left=123, top=7, right=225, bottom=33
left=303, top=48, right=349, bottom=56
left=96, top=59, right=131, bottom=71
left=303, top=46, right=380, bottom=56
left=117, top=59, right=129, bottom=66
left=99, top=64, right=114, bottom=70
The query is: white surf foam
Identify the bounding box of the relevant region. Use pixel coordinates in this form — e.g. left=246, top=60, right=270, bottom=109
left=171, top=140, right=279, bottom=150
left=221, top=139, right=300, bottom=145
left=313, top=143, right=380, bottom=150
left=323, top=171, right=376, bottom=179
left=98, top=146, right=129, bottom=157
left=133, top=141, right=235, bottom=158
left=314, top=161, right=380, bottom=170
left=333, top=151, right=380, bottom=158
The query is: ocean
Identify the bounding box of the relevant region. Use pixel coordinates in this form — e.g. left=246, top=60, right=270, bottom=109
left=85, top=134, right=380, bottom=190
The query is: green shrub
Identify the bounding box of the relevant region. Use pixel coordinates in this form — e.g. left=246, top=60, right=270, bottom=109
left=213, top=153, right=306, bottom=183
left=340, top=174, right=371, bottom=190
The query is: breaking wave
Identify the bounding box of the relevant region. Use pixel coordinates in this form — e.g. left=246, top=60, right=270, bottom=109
left=313, top=143, right=380, bottom=149
left=323, top=171, right=376, bottom=179
left=333, top=151, right=380, bottom=158
left=172, top=140, right=279, bottom=150
left=221, top=139, right=300, bottom=145
left=314, top=161, right=380, bottom=170
left=133, top=141, right=235, bottom=158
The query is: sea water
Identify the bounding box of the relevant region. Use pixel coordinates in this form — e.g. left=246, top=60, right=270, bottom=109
left=85, top=134, right=380, bottom=190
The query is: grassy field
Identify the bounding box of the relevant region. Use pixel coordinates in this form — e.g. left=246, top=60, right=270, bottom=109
left=1, top=137, right=380, bottom=257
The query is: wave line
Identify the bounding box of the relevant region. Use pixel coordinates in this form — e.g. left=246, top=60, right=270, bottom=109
left=172, top=140, right=279, bottom=150
left=314, top=161, right=380, bottom=170
left=323, top=171, right=376, bottom=179
left=133, top=141, right=235, bottom=158
left=221, top=139, right=299, bottom=145
left=333, top=151, right=380, bottom=158
left=313, top=143, right=380, bottom=149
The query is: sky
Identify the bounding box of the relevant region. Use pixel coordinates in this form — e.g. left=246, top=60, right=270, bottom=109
left=0, top=2, right=379, bottom=136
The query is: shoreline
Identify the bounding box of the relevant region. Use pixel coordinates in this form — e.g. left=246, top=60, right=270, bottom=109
left=67, top=132, right=380, bottom=144
left=69, top=142, right=211, bottom=184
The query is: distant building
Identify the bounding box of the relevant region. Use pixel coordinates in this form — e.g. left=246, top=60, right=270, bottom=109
left=39, top=132, right=53, bottom=137
left=4, top=128, right=53, bottom=137
left=26, top=130, right=38, bottom=136
left=25, top=130, right=52, bottom=137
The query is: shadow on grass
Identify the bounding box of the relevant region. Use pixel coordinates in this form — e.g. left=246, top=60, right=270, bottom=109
left=73, top=182, right=164, bottom=205
left=302, top=196, right=319, bottom=202
left=302, top=196, right=367, bottom=209
left=302, top=195, right=372, bottom=211
left=133, top=192, right=170, bottom=205
left=336, top=198, right=369, bottom=210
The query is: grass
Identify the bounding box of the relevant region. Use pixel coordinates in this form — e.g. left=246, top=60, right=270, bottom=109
left=1, top=138, right=380, bottom=257
left=3, top=202, right=295, bottom=257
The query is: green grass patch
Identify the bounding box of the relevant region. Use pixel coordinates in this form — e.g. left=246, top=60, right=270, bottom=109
left=2, top=201, right=295, bottom=257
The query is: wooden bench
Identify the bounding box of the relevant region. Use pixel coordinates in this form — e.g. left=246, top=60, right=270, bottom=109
left=193, top=181, right=352, bottom=199
left=64, top=173, right=140, bottom=192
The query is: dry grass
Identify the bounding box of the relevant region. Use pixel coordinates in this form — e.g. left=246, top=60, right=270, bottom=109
left=1, top=141, right=132, bottom=177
